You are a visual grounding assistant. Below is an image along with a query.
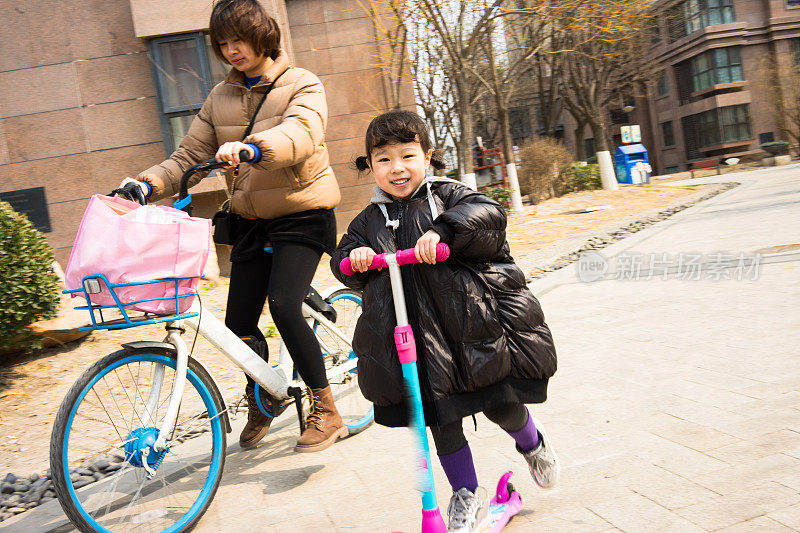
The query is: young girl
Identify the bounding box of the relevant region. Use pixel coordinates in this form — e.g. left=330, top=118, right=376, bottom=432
left=120, top=0, right=346, bottom=453
left=331, top=110, right=559, bottom=532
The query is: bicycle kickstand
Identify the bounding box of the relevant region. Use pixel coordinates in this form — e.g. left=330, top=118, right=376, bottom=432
left=288, top=386, right=306, bottom=433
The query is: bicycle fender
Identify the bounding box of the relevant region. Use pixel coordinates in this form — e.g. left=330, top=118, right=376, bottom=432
left=121, top=341, right=232, bottom=434
left=123, top=341, right=176, bottom=351
left=317, top=283, right=349, bottom=300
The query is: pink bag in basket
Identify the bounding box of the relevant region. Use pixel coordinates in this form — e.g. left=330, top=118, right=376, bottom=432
left=65, top=195, right=212, bottom=315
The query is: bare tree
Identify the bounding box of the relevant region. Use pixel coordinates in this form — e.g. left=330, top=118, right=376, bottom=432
left=555, top=1, right=652, bottom=155
left=753, top=51, right=800, bottom=150
left=354, top=0, right=413, bottom=109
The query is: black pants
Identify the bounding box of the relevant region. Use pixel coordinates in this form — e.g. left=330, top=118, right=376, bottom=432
left=224, top=241, right=328, bottom=390
left=430, top=403, right=529, bottom=456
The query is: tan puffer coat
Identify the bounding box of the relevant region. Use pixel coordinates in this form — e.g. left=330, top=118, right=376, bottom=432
left=138, top=50, right=340, bottom=220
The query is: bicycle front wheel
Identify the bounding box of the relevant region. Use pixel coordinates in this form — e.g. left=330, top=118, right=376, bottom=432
left=50, top=346, right=226, bottom=533
left=315, top=288, right=373, bottom=435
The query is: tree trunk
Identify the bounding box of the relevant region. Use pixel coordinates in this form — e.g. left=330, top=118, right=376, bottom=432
left=589, top=116, right=610, bottom=153
left=574, top=119, right=587, bottom=161
left=455, top=76, right=475, bottom=175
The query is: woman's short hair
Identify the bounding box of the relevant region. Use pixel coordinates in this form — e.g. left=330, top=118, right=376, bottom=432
left=209, top=0, right=281, bottom=62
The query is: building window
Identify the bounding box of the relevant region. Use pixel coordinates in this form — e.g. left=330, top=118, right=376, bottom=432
left=610, top=108, right=629, bottom=125
left=657, top=71, right=669, bottom=96
left=650, top=22, right=662, bottom=45
left=149, top=32, right=230, bottom=154
left=585, top=138, right=596, bottom=159
left=661, top=121, right=676, bottom=146
left=687, top=104, right=751, bottom=150
left=789, top=0, right=800, bottom=7
left=666, top=165, right=680, bottom=173
left=792, top=38, right=800, bottom=65
left=759, top=132, right=774, bottom=144
left=667, top=0, right=735, bottom=42
left=690, top=47, right=743, bottom=92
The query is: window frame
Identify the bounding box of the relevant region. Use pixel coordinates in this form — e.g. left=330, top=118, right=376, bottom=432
left=690, top=46, right=743, bottom=92
left=148, top=32, right=227, bottom=155
left=668, top=0, right=736, bottom=42
left=657, top=71, right=669, bottom=96
left=661, top=121, right=676, bottom=147
left=693, top=104, right=752, bottom=149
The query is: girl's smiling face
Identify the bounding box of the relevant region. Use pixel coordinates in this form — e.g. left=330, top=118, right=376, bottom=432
left=370, top=141, right=431, bottom=200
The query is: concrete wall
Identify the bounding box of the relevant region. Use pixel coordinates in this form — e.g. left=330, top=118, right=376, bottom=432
left=0, top=0, right=164, bottom=265
left=286, top=0, right=415, bottom=232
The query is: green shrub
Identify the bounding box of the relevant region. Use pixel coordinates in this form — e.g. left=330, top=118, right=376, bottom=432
left=760, top=141, right=789, bottom=156
left=565, top=163, right=602, bottom=192
left=586, top=155, right=598, bottom=165
left=517, top=137, right=574, bottom=202
left=484, top=186, right=513, bottom=212
left=0, top=201, right=60, bottom=352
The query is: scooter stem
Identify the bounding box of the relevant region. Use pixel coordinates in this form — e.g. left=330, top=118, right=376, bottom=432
left=386, top=256, right=447, bottom=533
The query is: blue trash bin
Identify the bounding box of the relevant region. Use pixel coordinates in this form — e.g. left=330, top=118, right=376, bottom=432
left=614, top=144, right=650, bottom=184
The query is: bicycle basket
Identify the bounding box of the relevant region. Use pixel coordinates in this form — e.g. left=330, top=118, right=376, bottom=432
left=64, top=274, right=200, bottom=330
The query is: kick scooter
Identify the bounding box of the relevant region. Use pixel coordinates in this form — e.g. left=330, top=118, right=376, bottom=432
left=341, top=245, right=523, bottom=532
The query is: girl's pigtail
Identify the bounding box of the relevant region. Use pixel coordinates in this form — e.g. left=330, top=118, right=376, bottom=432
left=430, top=149, right=446, bottom=170
left=354, top=155, right=370, bottom=172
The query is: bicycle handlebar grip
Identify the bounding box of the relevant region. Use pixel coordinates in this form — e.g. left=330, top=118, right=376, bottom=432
left=339, top=243, right=450, bottom=276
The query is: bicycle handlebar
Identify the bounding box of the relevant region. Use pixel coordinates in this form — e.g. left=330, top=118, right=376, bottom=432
left=339, top=243, right=450, bottom=276
left=176, top=149, right=253, bottom=213
left=109, top=181, right=147, bottom=206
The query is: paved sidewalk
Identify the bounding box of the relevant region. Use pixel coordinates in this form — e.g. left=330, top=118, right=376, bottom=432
left=4, top=164, right=799, bottom=532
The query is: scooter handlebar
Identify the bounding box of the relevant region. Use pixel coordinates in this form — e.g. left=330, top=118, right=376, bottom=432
left=340, top=243, right=450, bottom=276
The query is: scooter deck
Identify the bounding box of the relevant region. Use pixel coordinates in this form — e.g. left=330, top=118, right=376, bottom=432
left=392, top=472, right=523, bottom=533
left=481, top=472, right=523, bottom=533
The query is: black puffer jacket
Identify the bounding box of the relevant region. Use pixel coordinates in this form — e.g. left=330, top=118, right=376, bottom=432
left=331, top=179, right=557, bottom=427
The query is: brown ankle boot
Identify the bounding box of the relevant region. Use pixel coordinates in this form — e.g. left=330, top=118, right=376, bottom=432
left=294, top=386, right=348, bottom=453
left=239, top=386, right=289, bottom=448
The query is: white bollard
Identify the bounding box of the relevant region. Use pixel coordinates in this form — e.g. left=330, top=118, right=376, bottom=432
left=505, top=163, right=524, bottom=212
left=596, top=151, right=619, bottom=190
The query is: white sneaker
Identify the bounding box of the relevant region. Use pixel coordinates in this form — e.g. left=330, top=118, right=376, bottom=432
left=518, top=417, right=560, bottom=489
left=446, top=487, right=490, bottom=533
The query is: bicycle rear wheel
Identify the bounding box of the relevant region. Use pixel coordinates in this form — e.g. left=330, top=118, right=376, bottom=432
left=315, top=288, right=373, bottom=435
left=50, top=346, right=226, bottom=533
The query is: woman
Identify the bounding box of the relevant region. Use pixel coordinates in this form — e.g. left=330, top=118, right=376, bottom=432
left=122, top=0, right=344, bottom=453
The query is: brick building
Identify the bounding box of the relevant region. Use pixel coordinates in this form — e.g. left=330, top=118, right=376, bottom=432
left=564, top=0, right=800, bottom=174
left=0, top=0, right=410, bottom=265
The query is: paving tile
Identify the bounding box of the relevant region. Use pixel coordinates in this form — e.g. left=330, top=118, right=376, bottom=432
left=588, top=492, right=706, bottom=532
left=674, top=482, right=800, bottom=530
left=705, top=430, right=800, bottom=463
left=526, top=507, right=616, bottom=532
left=647, top=412, right=741, bottom=452
left=612, top=458, right=720, bottom=510
left=715, top=515, right=795, bottom=532
left=767, top=503, right=800, bottom=530
left=691, top=453, right=800, bottom=496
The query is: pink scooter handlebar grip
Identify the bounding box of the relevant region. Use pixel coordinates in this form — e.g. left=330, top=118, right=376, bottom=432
left=339, top=243, right=450, bottom=275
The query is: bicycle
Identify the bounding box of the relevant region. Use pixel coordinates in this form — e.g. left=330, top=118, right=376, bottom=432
left=50, top=153, right=373, bottom=533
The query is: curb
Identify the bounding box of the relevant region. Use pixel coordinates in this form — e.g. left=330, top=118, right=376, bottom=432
left=515, top=182, right=740, bottom=284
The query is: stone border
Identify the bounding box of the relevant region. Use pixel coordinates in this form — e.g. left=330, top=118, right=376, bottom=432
left=517, top=182, right=740, bottom=282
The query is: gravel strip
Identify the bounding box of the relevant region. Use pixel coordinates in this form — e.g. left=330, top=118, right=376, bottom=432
left=523, top=183, right=739, bottom=281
